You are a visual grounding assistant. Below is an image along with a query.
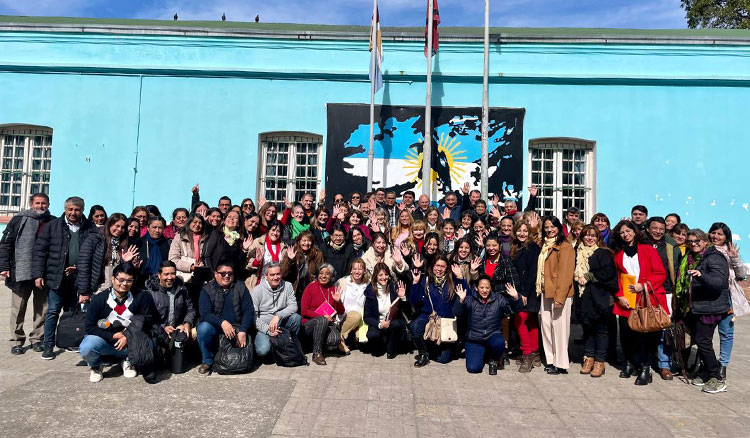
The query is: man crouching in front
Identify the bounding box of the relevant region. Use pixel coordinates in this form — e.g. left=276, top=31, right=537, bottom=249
left=196, top=261, right=254, bottom=376
left=80, top=263, right=154, bottom=383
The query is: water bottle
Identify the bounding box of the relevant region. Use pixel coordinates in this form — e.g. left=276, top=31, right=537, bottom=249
left=170, top=330, right=188, bottom=374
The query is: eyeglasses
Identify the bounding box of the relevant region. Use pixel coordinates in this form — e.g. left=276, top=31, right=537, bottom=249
left=114, top=277, right=134, bottom=284
left=351, top=195, right=360, bottom=199
left=216, top=271, right=234, bottom=277
left=242, top=203, right=252, bottom=208
left=334, top=198, right=344, bottom=203
left=687, top=239, right=701, bottom=245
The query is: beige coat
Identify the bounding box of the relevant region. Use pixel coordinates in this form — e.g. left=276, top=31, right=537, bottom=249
left=244, top=235, right=288, bottom=290
left=361, top=246, right=408, bottom=276
left=168, top=232, right=207, bottom=282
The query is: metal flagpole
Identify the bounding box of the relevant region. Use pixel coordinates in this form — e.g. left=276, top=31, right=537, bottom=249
left=422, top=0, right=434, bottom=199
left=480, top=0, right=490, bottom=199
left=367, top=0, right=378, bottom=193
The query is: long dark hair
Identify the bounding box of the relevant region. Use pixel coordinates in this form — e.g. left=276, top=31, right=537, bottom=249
left=448, top=236, right=474, bottom=262
left=370, top=262, right=393, bottom=293
left=541, top=216, right=566, bottom=246
left=428, top=254, right=455, bottom=300
left=104, top=213, right=128, bottom=264
left=611, top=220, right=642, bottom=253
left=708, top=222, right=733, bottom=245
left=180, top=213, right=207, bottom=241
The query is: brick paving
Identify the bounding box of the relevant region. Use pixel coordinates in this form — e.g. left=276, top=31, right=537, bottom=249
left=1, top=284, right=749, bottom=437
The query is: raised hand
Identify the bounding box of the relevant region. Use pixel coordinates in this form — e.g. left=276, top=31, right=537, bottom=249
left=368, top=197, right=377, bottom=211
left=490, top=207, right=502, bottom=219
left=242, top=236, right=253, bottom=251
left=462, top=182, right=470, bottom=195
left=492, top=194, right=500, bottom=207
left=400, top=242, right=412, bottom=258
left=191, top=183, right=199, bottom=194
left=122, top=245, right=139, bottom=263
left=412, top=253, right=424, bottom=268
left=392, top=244, right=403, bottom=264
left=398, top=202, right=406, bottom=211
left=728, top=242, right=740, bottom=259
left=332, top=285, right=342, bottom=302
left=283, top=196, right=292, bottom=210
left=258, top=195, right=267, bottom=206
left=332, top=205, right=341, bottom=217
left=451, top=263, right=463, bottom=279
left=505, top=283, right=519, bottom=300
left=528, top=184, right=538, bottom=197
left=470, top=256, right=482, bottom=272
left=475, top=234, right=485, bottom=248
left=286, top=246, right=297, bottom=260
left=442, top=207, right=451, bottom=219
left=255, top=247, right=265, bottom=262
left=411, top=268, right=421, bottom=285
left=319, top=189, right=326, bottom=204
left=455, top=283, right=467, bottom=302
left=397, top=280, right=406, bottom=298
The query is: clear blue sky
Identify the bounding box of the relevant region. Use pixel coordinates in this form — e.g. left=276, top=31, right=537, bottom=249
left=0, top=0, right=688, bottom=29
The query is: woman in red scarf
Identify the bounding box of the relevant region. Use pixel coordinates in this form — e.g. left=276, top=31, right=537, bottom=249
left=245, top=222, right=287, bottom=289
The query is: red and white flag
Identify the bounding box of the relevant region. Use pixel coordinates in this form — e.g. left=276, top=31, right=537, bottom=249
left=424, top=0, right=440, bottom=58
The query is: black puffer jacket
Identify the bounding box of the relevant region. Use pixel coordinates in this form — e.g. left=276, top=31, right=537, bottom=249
left=453, top=289, right=521, bottom=342
left=76, top=231, right=106, bottom=295
left=511, top=242, right=541, bottom=313
left=32, top=217, right=96, bottom=290
left=142, top=275, right=196, bottom=328
left=691, top=246, right=731, bottom=315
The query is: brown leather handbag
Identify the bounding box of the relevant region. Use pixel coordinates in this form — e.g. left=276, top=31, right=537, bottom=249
left=627, top=282, right=671, bottom=333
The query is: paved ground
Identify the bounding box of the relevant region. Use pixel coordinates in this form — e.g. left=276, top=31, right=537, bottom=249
left=1, top=285, right=750, bottom=437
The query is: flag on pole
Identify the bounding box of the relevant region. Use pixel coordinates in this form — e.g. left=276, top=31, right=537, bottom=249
left=369, top=5, right=383, bottom=93
left=424, top=0, right=440, bottom=58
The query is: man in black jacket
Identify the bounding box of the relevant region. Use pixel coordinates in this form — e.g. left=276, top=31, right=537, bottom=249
left=80, top=263, right=157, bottom=383
left=196, top=262, right=254, bottom=375
left=33, top=196, right=96, bottom=360
left=0, top=193, right=54, bottom=355
left=143, top=260, right=196, bottom=338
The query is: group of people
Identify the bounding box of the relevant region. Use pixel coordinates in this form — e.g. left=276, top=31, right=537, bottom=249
left=1, top=183, right=746, bottom=395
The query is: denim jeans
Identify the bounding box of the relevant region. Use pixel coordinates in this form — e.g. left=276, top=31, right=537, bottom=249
left=43, top=287, right=76, bottom=348
left=465, top=333, right=505, bottom=373
left=657, top=329, right=673, bottom=369
left=718, top=313, right=734, bottom=367
left=196, top=322, right=219, bottom=365
left=254, top=314, right=302, bottom=357
left=409, top=314, right=454, bottom=363
left=79, top=335, right=128, bottom=367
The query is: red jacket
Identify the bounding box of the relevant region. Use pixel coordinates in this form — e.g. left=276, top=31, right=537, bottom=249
left=613, top=244, right=668, bottom=317
left=300, top=281, right=345, bottom=323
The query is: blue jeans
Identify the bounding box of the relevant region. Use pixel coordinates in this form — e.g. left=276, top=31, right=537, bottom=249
left=718, top=313, right=734, bottom=366
left=255, top=314, right=302, bottom=357
left=79, top=335, right=128, bottom=367
left=465, top=333, right=505, bottom=373
left=657, top=330, right=673, bottom=369
left=197, top=322, right=220, bottom=365
left=43, top=287, right=75, bottom=348
left=409, top=315, right=455, bottom=364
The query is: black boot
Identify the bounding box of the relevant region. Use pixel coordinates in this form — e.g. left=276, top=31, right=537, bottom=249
left=488, top=360, right=498, bottom=375
left=720, top=366, right=727, bottom=380
left=414, top=353, right=430, bottom=368
left=634, top=368, right=653, bottom=385
left=619, top=361, right=635, bottom=378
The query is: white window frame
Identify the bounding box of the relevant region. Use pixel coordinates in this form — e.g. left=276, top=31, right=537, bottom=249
left=528, top=137, right=596, bottom=220
left=258, top=132, right=323, bottom=209
left=0, top=125, right=53, bottom=214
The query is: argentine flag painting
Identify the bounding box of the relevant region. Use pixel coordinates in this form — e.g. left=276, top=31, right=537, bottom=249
left=326, top=104, right=525, bottom=201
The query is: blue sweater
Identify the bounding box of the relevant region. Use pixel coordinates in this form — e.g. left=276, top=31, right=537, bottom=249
left=409, top=277, right=468, bottom=318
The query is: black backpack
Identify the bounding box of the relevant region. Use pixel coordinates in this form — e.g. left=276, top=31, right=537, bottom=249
left=270, top=328, right=308, bottom=367
left=212, top=325, right=253, bottom=375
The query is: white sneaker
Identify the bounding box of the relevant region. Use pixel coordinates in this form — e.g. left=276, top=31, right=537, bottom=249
left=89, top=366, right=104, bottom=383
left=122, top=359, right=137, bottom=378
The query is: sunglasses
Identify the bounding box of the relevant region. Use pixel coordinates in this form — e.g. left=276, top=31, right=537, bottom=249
left=217, top=271, right=234, bottom=277
left=242, top=203, right=252, bottom=208
left=335, top=198, right=344, bottom=202
left=351, top=196, right=360, bottom=199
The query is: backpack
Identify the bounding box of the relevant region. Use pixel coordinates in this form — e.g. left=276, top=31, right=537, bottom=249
left=212, top=325, right=253, bottom=375
left=269, top=328, right=308, bottom=367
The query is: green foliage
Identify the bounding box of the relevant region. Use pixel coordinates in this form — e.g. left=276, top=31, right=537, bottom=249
left=682, top=0, right=750, bottom=28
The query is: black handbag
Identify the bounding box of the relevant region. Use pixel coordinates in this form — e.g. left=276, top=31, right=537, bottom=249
left=55, top=304, right=87, bottom=349
left=169, top=330, right=189, bottom=374
left=269, top=328, right=308, bottom=367
left=212, top=325, right=253, bottom=375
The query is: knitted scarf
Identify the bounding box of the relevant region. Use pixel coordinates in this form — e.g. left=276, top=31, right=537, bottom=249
left=600, top=228, right=610, bottom=246
left=574, top=244, right=597, bottom=296
left=222, top=226, right=240, bottom=246
left=143, top=233, right=165, bottom=276
left=330, top=241, right=344, bottom=251
left=674, top=250, right=704, bottom=316
left=290, top=219, right=310, bottom=241
left=535, top=237, right=557, bottom=296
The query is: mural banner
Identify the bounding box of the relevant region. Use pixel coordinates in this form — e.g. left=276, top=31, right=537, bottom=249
left=325, top=103, right=525, bottom=202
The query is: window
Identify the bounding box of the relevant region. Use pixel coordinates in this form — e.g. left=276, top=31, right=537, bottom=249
left=528, top=138, right=595, bottom=220
left=258, top=132, right=322, bottom=208
left=0, top=125, right=52, bottom=214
